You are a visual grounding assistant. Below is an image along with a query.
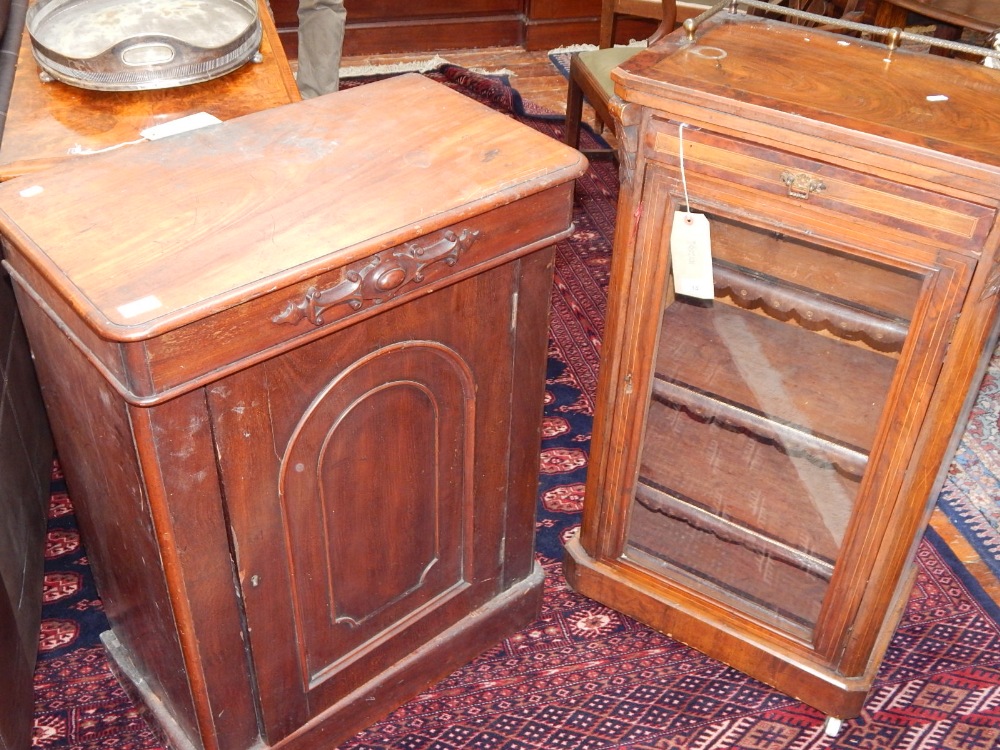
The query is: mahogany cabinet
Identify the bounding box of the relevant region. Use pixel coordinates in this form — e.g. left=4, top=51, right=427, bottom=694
left=563, top=10, right=1000, bottom=733
left=0, top=73, right=586, bottom=750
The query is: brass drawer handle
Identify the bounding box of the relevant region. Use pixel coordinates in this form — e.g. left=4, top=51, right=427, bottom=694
left=780, top=171, right=826, bottom=200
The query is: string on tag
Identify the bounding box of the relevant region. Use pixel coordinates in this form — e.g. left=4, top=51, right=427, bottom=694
left=670, top=122, right=714, bottom=299
left=678, top=122, right=692, bottom=217
left=69, top=139, right=145, bottom=156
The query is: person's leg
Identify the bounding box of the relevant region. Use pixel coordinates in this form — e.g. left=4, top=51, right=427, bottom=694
left=296, top=0, right=347, bottom=98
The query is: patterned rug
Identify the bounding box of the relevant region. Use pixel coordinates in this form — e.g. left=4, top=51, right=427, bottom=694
left=937, top=358, right=1000, bottom=579
left=32, top=66, right=1000, bottom=750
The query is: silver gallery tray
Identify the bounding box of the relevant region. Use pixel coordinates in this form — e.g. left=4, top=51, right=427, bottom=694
left=26, top=0, right=262, bottom=91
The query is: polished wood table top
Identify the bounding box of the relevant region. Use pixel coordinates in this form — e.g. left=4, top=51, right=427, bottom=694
left=868, top=0, right=1000, bottom=35
left=0, top=0, right=299, bottom=182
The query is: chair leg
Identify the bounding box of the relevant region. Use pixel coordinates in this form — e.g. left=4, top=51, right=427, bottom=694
left=565, top=74, right=585, bottom=150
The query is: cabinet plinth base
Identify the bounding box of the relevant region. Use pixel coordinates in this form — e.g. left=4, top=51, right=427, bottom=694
left=562, top=533, right=870, bottom=721
left=109, top=563, right=545, bottom=750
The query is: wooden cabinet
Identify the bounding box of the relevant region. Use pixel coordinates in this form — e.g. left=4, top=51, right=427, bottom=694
left=0, top=267, right=52, bottom=750
left=268, top=0, right=623, bottom=56
left=563, top=11, right=1000, bottom=730
left=270, top=0, right=525, bottom=57
left=0, top=74, right=586, bottom=750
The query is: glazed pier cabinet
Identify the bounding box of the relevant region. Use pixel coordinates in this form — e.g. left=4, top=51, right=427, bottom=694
left=0, top=74, right=586, bottom=750
left=562, top=8, right=1000, bottom=732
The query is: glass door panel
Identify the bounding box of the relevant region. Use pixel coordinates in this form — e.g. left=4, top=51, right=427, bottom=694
left=624, top=212, right=924, bottom=637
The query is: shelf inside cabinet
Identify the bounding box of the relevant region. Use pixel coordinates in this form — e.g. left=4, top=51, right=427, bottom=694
left=707, top=214, right=921, bottom=349
left=713, top=261, right=909, bottom=351
left=626, top=298, right=905, bottom=630
left=654, top=300, right=900, bottom=457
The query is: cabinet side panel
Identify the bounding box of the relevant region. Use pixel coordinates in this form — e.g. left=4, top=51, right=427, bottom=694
left=0, top=266, right=51, bottom=750
left=0, top=267, right=51, bottom=664
left=10, top=288, right=200, bottom=743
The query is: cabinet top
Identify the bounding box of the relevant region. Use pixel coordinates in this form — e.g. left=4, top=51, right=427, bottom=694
left=615, top=13, right=1000, bottom=176
left=0, top=74, right=586, bottom=338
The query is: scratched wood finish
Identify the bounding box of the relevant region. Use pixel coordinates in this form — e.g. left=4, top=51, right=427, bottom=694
left=563, top=13, right=1000, bottom=725
left=0, top=0, right=299, bottom=181
left=0, top=74, right=583, bottom=344
left=0, top=73, right=586, bottom=750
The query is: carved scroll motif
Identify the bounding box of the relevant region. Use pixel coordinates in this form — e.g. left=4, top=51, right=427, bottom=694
left=273, top=227, right=480, bottom=327
left=714, top=261, right=909, bottom=350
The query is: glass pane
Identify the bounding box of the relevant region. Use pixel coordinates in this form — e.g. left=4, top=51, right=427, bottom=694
left=624, top=213, right=923, bottom=637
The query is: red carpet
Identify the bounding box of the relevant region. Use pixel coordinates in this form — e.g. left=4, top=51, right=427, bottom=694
left=32, top=66, right=1000, bottom=750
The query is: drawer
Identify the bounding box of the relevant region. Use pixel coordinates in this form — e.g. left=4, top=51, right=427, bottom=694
left=645, top=118, right=996, bottom=255
left=59, top=185, right=575, bottom=404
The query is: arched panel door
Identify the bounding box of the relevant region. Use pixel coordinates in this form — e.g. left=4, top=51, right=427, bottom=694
left=278, top=342, right=475, bottom=686
left=207, top=262, right=547, bottom=743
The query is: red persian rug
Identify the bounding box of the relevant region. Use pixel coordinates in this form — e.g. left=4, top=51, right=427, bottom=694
left=32, top=66, right=1000, bottom=750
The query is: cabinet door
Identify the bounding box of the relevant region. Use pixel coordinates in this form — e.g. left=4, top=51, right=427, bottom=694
left=599, top=163, right=975, bottom=656
left=209, top=264, right=525, bottom=742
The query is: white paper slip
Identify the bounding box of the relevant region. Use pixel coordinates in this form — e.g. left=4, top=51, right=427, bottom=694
left=670, top=211, right=714, bottom=300
left=141, top=113, right=222, bottom=141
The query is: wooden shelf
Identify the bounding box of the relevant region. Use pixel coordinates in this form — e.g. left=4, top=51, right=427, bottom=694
left=649, top=377, right=869, bottom=478
left=627, top=490, right=831, bottom=631
left=707, top=214, right=923, bottom=327
left=632, top=384, right=859, bottom=629
left=714, top=260, right=910, bottom=350
left=654, top=300, right=899, bottom=456
left=625, top=298, right=905, bottom=630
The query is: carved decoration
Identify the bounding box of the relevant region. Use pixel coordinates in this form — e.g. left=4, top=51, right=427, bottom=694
left=714, top=261, right=908, bottom=351
left=274, top=227, right=480, bottom=326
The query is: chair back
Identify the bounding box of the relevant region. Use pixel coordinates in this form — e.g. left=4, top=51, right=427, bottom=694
left=599, top=0, right=680, bottom=49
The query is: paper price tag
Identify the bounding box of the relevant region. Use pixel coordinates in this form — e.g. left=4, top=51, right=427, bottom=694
left=670, top=211, right=714, bottom=300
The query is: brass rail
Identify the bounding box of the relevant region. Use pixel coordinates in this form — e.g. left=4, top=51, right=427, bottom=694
left=682, top=0, right=1000, bottom=63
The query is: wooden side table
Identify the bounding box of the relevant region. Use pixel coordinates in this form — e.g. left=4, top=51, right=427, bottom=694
left=0, top=0, right=299, bottom=181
